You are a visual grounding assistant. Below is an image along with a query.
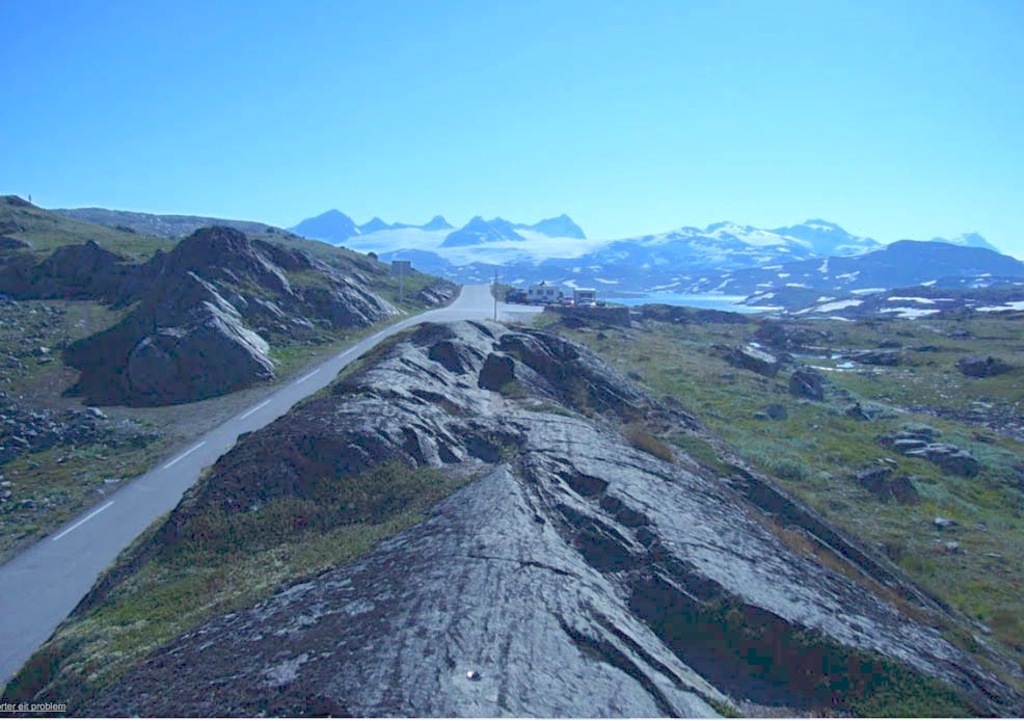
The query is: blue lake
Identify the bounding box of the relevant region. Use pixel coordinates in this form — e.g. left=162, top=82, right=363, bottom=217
left=607, top=293, right=771, bottom=313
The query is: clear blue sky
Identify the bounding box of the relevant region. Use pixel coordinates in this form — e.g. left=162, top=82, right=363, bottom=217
left=3, top=0, right=1023, bottom=253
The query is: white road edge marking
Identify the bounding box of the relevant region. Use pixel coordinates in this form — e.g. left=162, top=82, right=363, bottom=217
left=239, top=398, right=272, bottom=420
left=293, top=368, right=321, bottom=385
left=52, top=501, right=115, bottom=542
left=162, top=441, right=207, bottom=470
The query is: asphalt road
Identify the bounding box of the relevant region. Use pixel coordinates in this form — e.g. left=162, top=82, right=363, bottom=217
left=0, top=284, right=540, bottom=687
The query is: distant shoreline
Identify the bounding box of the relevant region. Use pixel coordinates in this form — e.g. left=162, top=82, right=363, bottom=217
left=608, top=292, right=773, bottom=313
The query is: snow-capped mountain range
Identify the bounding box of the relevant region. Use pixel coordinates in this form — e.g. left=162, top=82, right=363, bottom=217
left=290, top=210, right=454, bottom=245
left=714, top=240, right=1024, bottom=309
left=288, top=210, right=1004, bottom=294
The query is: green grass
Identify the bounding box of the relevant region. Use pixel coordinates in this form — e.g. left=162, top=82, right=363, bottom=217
left=655, top=594, right=973, bottom=717
left=624, top=424, right=675, bottom=462
left=497, top=378, right=528, bottom=399
left=0, top=441, right=166, bottom=561
left=7, top=461, right=476, bottom=705
left=544, top=312, right=1024, bottom=674
left=0, top=291, right=442, bottom=564
left=0, top=299, right=165, bottom=561
left=1, top=197, right=174, bottom=260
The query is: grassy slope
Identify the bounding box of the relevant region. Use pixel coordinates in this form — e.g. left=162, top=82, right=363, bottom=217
left=537, top=311, right=1024, bottom=675
left=7, top=457, right=477, bottom=705
left=1, top=198, right=172, bottom=260
left=1, top=196, right=440, bottom=303
left=0, top=198, right=452, bottom=559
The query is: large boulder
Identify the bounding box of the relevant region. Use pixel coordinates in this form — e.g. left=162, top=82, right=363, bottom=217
left=789, top=367, right=825, bottom=401
left=849, top=350, right=902, bottom=366
left=853, top=466, right=919, bottom=504
left=414, top=279, right=458, bottom=306
left=158, top=227, right=293, bottom=296
left=957, top=355, right=1013, bottom=378
left=125, top=307, right=274, bottom=405
left=477, top=353, right=516, bottom=391
left=61, top=227, right=400, bottom=405
left=905, top=444, right=981, bottom=477
left=877, top=428, right=980, bottom=477
left=0, top=240, right=135, bottom=302
left=301, top=283, right=397, bottom=329
left=66, top=272, right=275, bottom=406
left=754, top=322, right=831, bottom=351
left=715, top=344, right=780, bottom=377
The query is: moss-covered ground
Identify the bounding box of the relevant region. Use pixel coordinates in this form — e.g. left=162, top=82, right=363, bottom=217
left=538, top=310, right=1024, bottom=670
left=5, top=461, right=476, bottom=705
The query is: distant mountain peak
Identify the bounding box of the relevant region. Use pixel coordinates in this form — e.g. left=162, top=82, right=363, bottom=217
left=933, top=232, right=998, bottom=253
left=768, top=219, right=878, bottom=257
left=705, top=220, right=741, bottom=232
left=440, top=216, right=525, bottom=248
left=515, top=214, right=586, bottom=239
left=421, top=215, right=453, bottom=231
left=801, top=219, right=846, bottom=231
left=359, top=217, right=392, bottom=234
left=289, top=209, right=360, bottom=244
left=316, top=209, right=356, bottom=224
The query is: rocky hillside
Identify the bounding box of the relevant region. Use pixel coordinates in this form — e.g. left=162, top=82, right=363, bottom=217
left=18, top=321, right=1023, bottom=716
left=58, top=226, right=399, bottom=406
left=0, top=204, right=452, bottom=406
left=0, top=195, right=170, bottom=258
left=52, top=207, right=288, bottom=239
left=695, top=240, right=1024, bottom=300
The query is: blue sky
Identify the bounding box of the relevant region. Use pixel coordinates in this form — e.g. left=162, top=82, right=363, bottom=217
left=3, top=0, right=1023, bottom=253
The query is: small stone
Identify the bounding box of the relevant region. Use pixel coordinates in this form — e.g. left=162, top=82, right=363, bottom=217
left=761, top=403, right=788, bottom=421
left=466, top=670, right=481, bottom=681
left=943, top=541, right=961, bottom=554
left=934, top=516, right=956, bottom=530
left=844, top=402, right=873, bottom=421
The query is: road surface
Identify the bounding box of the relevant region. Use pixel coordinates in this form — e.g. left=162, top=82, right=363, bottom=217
left=0, top=284, right=540, bottom=687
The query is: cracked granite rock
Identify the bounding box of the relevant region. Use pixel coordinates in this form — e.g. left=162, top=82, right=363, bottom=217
left=72, top=321, right=1024, bottom=717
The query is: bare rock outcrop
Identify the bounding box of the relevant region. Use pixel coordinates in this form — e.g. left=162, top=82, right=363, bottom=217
left=853, top=465, right=920, bottom=504
left=66, top=321, right=1023, bottom=717
left=61, top=227, right=398, bottom=406
left=714, top=343, right=780, bottom=377
left=877, top=428, right=981, bottom=477
left=65, top=271, right=275, bottom=405
left=958, top=355, right=1013, bottom=378
left=0, top=236, right=30, bottom=251
left=789, top=366, right=826, bottom=401
left=414, top=278, right=458, bottom=305
left=754, top=321, right=832, bottom=351
left=849, top=349, right=902, bottom=366
left=0, top=240, right=139, bottom=303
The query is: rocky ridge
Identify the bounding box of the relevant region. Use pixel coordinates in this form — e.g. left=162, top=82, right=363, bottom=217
left=53, top=226, right=398, bottom=406
left=52, top=207, right=289, bottom=239
left=64, top=320, right=1023, bottom=717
